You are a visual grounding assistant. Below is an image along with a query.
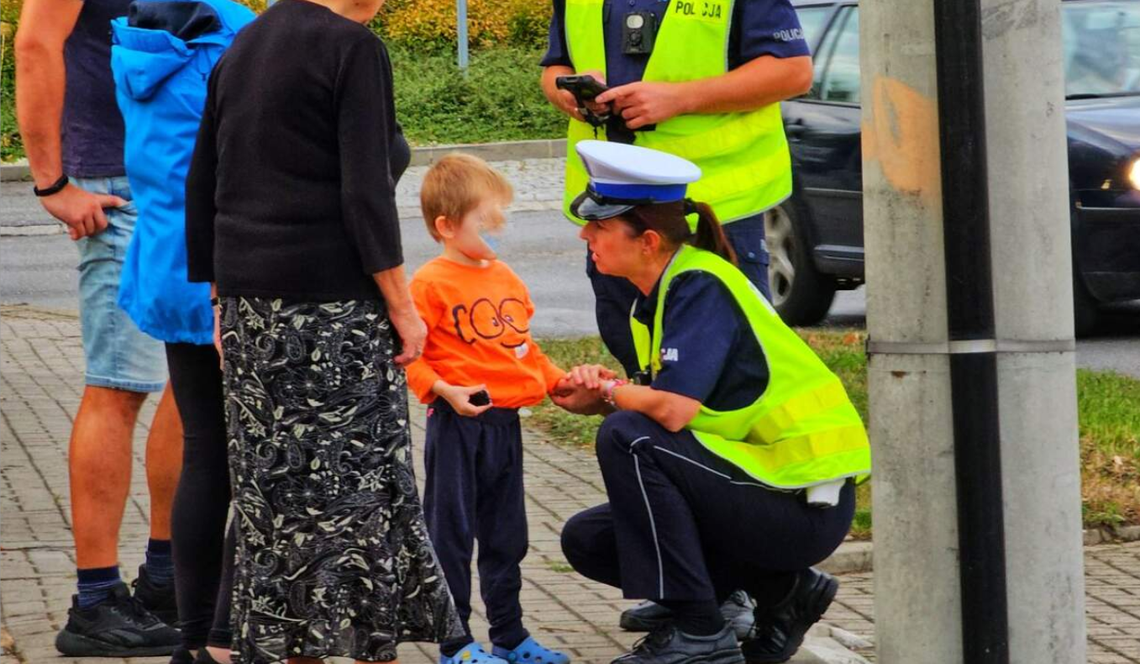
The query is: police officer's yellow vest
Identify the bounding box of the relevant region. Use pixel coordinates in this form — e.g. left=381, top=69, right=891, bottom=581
left=562, top=0, right=793, bottom=225
left=631, top=245, right=871, bottom=488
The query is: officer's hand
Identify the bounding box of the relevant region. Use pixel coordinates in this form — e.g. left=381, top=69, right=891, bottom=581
left=596, top=81, right=691, bottom=129
left=551, top=378, right=608, bottom=415
left=39, top=184, right=126, bottom=240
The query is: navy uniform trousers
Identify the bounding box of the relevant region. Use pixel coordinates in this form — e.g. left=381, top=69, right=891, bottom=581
left=561, top=411, right=854, bottom=608
left=587, top=213, right=771, bottom=377
left=423, top=399, right=530, bottom=649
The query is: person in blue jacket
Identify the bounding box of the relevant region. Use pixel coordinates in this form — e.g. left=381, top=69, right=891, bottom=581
left=111, top=2, right=254, bottom=662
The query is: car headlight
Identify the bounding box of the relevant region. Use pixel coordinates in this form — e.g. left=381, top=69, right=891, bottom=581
left=1130, top=158, right=1140, bottom=190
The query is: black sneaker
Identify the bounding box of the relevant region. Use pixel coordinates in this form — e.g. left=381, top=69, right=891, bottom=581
left=613, top=624, right=743, bottom=664
left=741, top=568, right=838, bottom=664
left=55, top=582, right=182, bottom=657
left=133, top=564, right=179, bottom=626
left=620, top=591, right=756, bottom=639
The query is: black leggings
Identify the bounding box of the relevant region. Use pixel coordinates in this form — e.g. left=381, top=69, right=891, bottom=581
left=166, top=343, right=235, bottom=649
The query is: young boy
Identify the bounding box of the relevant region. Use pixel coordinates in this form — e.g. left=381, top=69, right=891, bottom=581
left=407, top=154, right=572, bottom=664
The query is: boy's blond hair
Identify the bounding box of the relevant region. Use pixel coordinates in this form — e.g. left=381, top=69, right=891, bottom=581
left=420, top=153, right=514, bottom=241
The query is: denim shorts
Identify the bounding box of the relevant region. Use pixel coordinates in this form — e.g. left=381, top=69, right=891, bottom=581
left=73, top=176, right=167, bottom=393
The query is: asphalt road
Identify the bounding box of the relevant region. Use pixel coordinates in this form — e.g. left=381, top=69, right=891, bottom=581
left=2, top=185, right=1136, bottom=377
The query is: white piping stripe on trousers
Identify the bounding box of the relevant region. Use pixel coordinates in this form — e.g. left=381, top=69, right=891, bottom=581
left=628, top=436, right=665, bottom=598
left=652, top=445, right=787, bottom=491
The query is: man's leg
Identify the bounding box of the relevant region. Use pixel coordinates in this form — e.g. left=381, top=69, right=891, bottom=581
left=722, top=213, right=772, bottom=301
left=56, top=177, right=179, bottom=658
left=69, top=385, right=147, bottom=569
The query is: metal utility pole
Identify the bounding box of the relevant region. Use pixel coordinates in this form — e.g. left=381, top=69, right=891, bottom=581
left=861, top=0, right=1086, bottom=661
left=457, top=0, right=469, bottom=72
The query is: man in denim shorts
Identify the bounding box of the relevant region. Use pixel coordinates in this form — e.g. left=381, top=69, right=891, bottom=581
left=15, top=0, right=183, bottom=657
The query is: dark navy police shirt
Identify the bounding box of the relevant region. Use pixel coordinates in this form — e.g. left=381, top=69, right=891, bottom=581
left=542, top=0, right=810, bottom=89
left=633, top=271, right=769, bottom=412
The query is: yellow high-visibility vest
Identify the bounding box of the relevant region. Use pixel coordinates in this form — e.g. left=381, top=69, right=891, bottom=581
left=632, top=245, right=871, bottom=488
left=561, top=0, right=793, bottom=225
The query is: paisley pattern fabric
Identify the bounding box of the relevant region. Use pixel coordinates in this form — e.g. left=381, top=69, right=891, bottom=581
left=221, top=296, right=463, bottom=664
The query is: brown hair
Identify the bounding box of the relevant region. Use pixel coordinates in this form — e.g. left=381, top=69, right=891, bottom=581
left=420, top=153, right=514, bottom=241
left=619, top=200, right=738, bottom=265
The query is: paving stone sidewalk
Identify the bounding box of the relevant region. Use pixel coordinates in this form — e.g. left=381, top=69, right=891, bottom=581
left=2, top=305, right=1137, bottom=664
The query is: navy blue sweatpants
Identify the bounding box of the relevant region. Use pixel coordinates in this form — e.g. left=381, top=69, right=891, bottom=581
left=561, top=411, right=854, bottom=607
left=423, top=399, right=530, bottom=649
left=586, top=212, right=771, bottom=378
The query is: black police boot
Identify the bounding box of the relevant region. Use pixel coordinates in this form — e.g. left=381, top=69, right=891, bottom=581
left=621, top=590, right=756, bottom=637
left=741, top=568, right=838, bottom=664
left=133, top=563, right=180, bottom=626
left=55, top=582, right=182, bottom=657
left=613, top=623, right=744, bottom=664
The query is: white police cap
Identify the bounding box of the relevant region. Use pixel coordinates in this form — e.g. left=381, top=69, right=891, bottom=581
left=571, top=140, right=702, bottom=221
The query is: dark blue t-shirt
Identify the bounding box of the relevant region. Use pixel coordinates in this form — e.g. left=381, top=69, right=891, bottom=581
left=633, top=270, right=768, bottom=411
left=542, top=0, right=810, bottom=88
left=63, top=0, right=132, bottom=178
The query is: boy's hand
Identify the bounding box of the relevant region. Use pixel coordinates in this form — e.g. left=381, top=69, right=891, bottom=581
left=568, top=364, right=618, bottom=391
left=435, top=382, right=494, bottom=417
left=551, top=377, right=609, bottom=415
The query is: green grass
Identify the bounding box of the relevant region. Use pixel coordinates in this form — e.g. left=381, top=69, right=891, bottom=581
left=530, top=332, right=1140, bottom=533
left=389, top=44, right=565, bottom=147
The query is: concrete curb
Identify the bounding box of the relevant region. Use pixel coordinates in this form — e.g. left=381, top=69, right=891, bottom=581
left=0, top=139, right=569, bottom=182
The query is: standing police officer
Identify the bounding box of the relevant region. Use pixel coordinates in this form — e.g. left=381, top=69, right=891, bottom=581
left=540, top=0, right=812, bottom=378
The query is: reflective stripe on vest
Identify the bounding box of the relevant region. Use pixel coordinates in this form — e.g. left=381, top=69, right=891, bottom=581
left=631, top=245, right=871, bottom=488
left=561, top=0, right=793, bottom=225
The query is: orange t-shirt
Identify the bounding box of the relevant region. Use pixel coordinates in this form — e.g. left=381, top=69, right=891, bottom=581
left=406, top=257, right=566, bottom=409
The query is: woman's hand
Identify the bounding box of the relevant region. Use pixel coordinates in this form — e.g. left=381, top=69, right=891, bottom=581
left=213, top=305, right=223, bottom=370
left=551, top=376, right=610, bottom=415
left=388, top=305, right=427, bottom=367
left=568, top=364, right=618, bottom=391
left=433, top=381, right=493, bottom=417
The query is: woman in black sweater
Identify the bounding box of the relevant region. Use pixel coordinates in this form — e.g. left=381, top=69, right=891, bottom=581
left=185, top=1, right=462, bottom=662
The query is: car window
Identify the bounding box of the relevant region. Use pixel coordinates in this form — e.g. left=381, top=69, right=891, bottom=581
left=819, top=8, right=860, bottom=103
left=795, top=6, right=832, bottom=45
left=1061, top=0, right=1140, bottom=97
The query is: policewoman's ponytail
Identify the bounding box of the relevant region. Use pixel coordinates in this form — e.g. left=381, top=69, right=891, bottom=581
left=685, top=200, right=737, bottom=266
left=625, top=200, right=738, bottom=266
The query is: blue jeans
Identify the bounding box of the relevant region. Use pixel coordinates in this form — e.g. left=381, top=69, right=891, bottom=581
left=586, top=211, right=771, bottom=377
left=73, top=176, right=167, bottom=393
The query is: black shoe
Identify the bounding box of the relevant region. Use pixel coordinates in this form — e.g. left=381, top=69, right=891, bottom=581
left=195, top=647, right=223, bottom=663
left=55, top=582, right=182, bottom=657
left=620, top=590, right=756, bottom=639
left=613, top=624, right=743, bottom=664
left=170, top=645, right=195, bottom=664
left=741, top=568, right=838, bottom=664
left=134, top=564, right=180, bottom=626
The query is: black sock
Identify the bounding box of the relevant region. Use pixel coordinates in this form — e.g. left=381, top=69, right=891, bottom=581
left=145, top=538, right=175, bottom=585
left=76, top=566, right=121, bottom=609
left=658, top=599, right=724, bottom=636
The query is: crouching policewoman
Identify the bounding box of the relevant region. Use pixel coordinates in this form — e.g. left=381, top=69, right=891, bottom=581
left=550, top=141, right=872, bottom=664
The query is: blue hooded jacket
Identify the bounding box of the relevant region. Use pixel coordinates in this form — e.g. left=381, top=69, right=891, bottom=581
left=112, top=0, right=254, bottom=344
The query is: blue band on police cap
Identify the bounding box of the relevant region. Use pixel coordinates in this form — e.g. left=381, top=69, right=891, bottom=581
left=591, top=181, right=688, bottom=203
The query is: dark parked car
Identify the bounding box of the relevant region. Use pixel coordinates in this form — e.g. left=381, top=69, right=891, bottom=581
left=774, top=0, right=1140, bottom=334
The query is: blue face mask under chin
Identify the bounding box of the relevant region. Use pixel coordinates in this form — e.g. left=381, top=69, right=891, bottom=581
left=480, top=231, right=501, bottom=252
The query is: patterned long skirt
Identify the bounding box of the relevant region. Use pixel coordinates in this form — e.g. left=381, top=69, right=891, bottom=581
left=220, top=297, right=463, bottom=664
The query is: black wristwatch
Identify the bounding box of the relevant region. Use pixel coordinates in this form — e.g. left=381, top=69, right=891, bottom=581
left=33, top=174, right=69, bottom=197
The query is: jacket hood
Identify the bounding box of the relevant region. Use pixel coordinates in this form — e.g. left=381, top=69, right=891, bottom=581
left=112, top=0, right=254, bottom=100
